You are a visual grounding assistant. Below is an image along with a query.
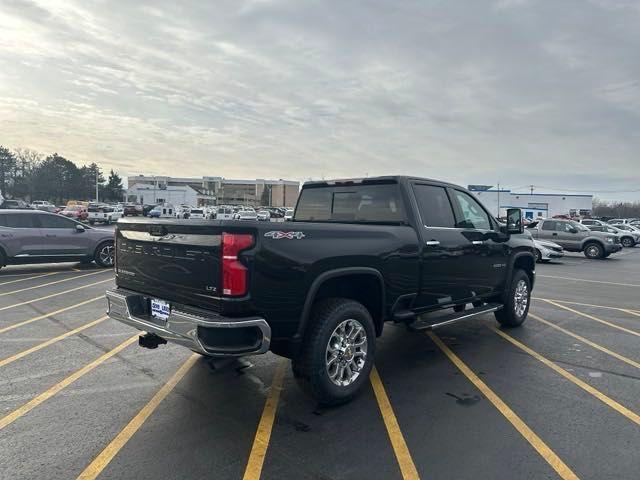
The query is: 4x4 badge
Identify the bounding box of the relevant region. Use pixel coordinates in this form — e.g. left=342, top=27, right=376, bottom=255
left=264, top=231, right=306, bottom=240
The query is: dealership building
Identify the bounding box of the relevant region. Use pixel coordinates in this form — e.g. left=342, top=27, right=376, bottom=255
left=469, top=185, right=593, bottom=219
left=126, top=175, right=299, bottom=207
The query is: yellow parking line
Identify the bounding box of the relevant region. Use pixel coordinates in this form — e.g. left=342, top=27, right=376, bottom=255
left=536, top=275, right=640, bottom=288
left=0, top=335, right=138, bottom=431
left=0, top=278, right=111, bottom=314
left=533, top=297, right=640, bottom=316
left=0, top=295, right=104, bottom=334
left=76, top=354, right=199, bottom=480
left=541, top=300, right=640, bottom=337
left=427, top=332, right=579, bottom=480
left=0, top=316, right=108, bottom=368
left=0, top=269, right=108, bottom=298
left=0, top=271, right=57, bottom=287
left=530, top=313, right=640, bottom=370
left=370, top=366, right=420, bottom=480
left=489, top=326, right=640, bottom=426
left=242, top=359, right=288, bottom=480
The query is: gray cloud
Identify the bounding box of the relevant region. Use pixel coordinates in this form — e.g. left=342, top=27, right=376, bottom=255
left=1, top=0, right=639, bottom=199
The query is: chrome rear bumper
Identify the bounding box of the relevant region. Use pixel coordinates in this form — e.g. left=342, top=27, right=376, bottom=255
left=106, top=288, right=271, bottom=356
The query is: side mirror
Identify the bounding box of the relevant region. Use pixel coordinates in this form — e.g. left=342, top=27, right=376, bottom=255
left=75, top=224, right=85, bottom=233
left=569, top=227, right=578, bottom=234
left=506, top=208, right=523, bottom=234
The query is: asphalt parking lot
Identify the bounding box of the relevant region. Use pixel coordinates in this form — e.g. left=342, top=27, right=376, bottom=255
left=1, top=248, right=639, bottom=480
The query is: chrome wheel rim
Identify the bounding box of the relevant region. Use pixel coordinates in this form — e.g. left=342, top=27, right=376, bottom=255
left=514, top=279, right=528, bottom=318
left=99, top=244, right=114, bottom=266
left=325, top=319, right=368, bottom=387
left=586, top=245, right=599, bottom=258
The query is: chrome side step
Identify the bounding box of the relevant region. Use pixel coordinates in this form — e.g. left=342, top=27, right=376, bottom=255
left=407, top=303, right=503, bottom=331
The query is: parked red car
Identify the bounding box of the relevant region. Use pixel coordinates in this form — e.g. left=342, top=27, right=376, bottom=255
left=60, top=205, right=88, bottom=221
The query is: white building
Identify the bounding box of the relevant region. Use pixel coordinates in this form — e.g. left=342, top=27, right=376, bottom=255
left=126, top=183, right=215, bottom=207
left=469, top=186, right=593, bottom=220
left=126, top=175, right=299, bottom=207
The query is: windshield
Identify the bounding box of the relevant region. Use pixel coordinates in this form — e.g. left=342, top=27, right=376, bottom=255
left=569, top=221, right=589, bottom=232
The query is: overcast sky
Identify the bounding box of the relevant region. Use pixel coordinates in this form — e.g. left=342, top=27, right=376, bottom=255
left=1, top=0, right=639, bottom=200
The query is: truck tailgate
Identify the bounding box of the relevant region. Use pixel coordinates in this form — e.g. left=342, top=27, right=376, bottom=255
left=115, top=220, right=223, bottom=310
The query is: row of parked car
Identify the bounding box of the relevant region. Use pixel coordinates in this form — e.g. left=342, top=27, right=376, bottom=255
left=527, top=217, right=640, bottom=261
left=125, top=203, right=295, bottom=222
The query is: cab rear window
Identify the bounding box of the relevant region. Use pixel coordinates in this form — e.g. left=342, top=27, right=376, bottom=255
left=294, top=183, right=406, bottom=224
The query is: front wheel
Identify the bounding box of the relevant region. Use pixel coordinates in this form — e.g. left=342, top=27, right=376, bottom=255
left=583, top=242, right=604, bottom=259
left=292, top=298, right=375, bottom=406
left=94, top=241, right=115, bottom=267
left=495, top=269, right=531, bottom=327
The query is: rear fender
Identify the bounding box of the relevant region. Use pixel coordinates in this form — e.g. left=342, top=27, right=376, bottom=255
left=295, top=267, right=385, bottom=341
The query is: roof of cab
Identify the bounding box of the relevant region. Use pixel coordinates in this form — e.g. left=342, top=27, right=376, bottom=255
left=302, top=175, right=462, bottom=189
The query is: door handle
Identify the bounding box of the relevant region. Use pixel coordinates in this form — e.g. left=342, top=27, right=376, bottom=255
left=552, top=233, right=558, bottom=236
left=426, top=240, right=440, bottom=246
left=46, top=234, right=57, bottom=238
left=472, top=240, right=484, bottom=245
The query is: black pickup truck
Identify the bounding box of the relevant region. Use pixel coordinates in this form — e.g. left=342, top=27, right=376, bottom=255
left=106, top=176, right=535, bottom=404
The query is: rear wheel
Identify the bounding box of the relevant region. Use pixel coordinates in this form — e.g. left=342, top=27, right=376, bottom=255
left=583, top=242, right=604, bottom=259
left=292, top=298, right=375, bottom=406
left=495, top=269, right=531, bottom=327
left=94, top=241, right=115, bottom=267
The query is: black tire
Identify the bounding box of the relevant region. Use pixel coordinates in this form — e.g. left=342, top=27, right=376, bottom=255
left=89, top=220, right=95, bottom=225
left=453, top=304, right=466, bottom=313
left=495, top=269, right=531, bottom=327
left=0, top=248, right=5, bottom=270
left=94, top=241, right=115, bottom=267
left=292, top=298, right=376, bottom=406
left=583, top=242, right=604, bottom=259
left=621, top=237, right=634, bottom=248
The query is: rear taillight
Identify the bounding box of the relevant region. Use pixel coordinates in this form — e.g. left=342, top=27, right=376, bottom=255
left=222, top=233, right=254, bottom=296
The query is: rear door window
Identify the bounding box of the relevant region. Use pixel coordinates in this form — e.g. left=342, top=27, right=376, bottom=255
left=541, top=221, right=557, bottom=231
left=412, top=184, right=456, bottom=228
left=4, top=213, right=38, bottom=228
left=38, top=214, right=77, bottom=229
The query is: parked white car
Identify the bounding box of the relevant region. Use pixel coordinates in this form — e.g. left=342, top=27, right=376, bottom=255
left=88, top=205, right=122, bottom=225
left=31, top=200, right=56, bottom=212
left=235, top=209, right=258, bottom=221
left=175, top=205, right=191, bottom=219
left=215, top=206, right=234, bottom=220
left=189, top=208, right=206, bottom=219
left=257, top=210, right=271, bottom=221
left=578, top=218, right=607, bottom=227
left=284, top=208, right=294, bottom=221
left=533, top=239, right=564, bottom=263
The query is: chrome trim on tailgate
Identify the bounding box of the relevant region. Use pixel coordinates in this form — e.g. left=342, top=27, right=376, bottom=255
left=106, top=288, right=271, bottom=356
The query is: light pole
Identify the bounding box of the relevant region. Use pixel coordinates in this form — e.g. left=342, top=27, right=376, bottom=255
left=95, top=170, right=99, bottom=203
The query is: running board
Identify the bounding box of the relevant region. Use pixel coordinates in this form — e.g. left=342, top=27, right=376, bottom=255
left=407, top=303, right=503, bottom=331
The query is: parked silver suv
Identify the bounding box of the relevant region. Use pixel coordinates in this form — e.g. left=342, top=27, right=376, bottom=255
left=0, top=210, right=114, bottom=270
left=528, top=219, right=622, bottom=259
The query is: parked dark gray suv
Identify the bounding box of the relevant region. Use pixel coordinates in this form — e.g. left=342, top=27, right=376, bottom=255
left=0, top=210, right=114, bottom=270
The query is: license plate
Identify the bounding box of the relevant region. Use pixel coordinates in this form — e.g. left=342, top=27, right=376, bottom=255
left=150, top=298, right=170, bottom=322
